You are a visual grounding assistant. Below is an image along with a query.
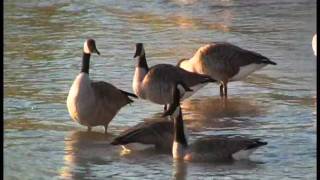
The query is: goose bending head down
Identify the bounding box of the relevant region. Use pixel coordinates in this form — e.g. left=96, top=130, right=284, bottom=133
left=66, top=39, right=137, bottom=133
left=177, top=42, right=277, bottom=98
left=168, top=84, right=267, bottom=162
left=132, top=43, right=217, bottom=116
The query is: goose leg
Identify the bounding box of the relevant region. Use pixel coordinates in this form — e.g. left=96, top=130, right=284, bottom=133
left=219, top=83, right=224, bottom=97
left=164, top=104, right=167, bottom=111
left=104, top=125, right=108, bottom=134
left=224, top=82, right=228, bottom=98
left=87, top=126, right=92, bottom=132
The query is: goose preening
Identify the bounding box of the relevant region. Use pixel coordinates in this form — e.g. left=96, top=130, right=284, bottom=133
left=177, top=42, right=277, bottom=97
left=312, top=34, right=317, bottom=56
left=133, top=43, right=217, bottom=116
left=111, top=119, right=173, bottom=152
left=66, top=39, right=137, bottom=133
left=170, top=83, right=267, bottom=162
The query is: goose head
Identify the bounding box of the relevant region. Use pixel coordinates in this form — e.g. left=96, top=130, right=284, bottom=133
left=134, top=43, right=145, bottom=58
left=83, top=39, right=100, bottom=55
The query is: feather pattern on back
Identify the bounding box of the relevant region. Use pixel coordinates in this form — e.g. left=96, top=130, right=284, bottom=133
left=189, top=135, right=267, bottom=160
left=190, top=42, right=276, bottom=80
left=111, top=120, right=173, bottom=151
left=141, top=64, right=214, bottom=104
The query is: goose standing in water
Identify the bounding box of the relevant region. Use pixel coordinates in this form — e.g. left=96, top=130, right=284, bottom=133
left=67, top=39, right=137, bottom=133
left=177, top=42, right=277, bottom=97
left=169, top=83, right=267, bottom=161
left=133, top=43, right=217, bottom=116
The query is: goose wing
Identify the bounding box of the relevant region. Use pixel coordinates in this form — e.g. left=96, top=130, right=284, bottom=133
left=148, top=64, right=215, bottom=87
left=196, top=42, right=275, bottom=72
left=91, top=81, right=134, bottom=109
left=111, top=120, right=173, bottom=150
left=190, top=135, right=267, bottom=159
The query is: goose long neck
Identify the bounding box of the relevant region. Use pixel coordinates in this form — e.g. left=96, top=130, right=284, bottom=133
left=136, top=54, right=149, bottom=71
left=173, top=107, right=188, bottom=147
left=133, top=55, right=149, bottom=97
left=81, top=52, right=91, bottom=74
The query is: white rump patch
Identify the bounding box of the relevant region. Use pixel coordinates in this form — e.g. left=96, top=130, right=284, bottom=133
left=232, top=148, right=257, bottom=160
left=83, top=40, right=91, bottom=54
left=231, top=64, right=266, bottom=81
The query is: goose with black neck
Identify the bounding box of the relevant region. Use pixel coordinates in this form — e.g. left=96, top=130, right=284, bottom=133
left=132, top=43, right=217, bottom=116
left=67, top=39, right=137, bottom=133
left=169, top=83, right=268, bottom=162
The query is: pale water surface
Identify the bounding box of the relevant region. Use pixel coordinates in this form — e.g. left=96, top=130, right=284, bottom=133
left=4, top=0, right=316, bottom=179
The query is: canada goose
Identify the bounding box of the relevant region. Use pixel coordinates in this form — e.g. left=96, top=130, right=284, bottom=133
left=312, top=34, right=317, bottom=56
left=133, top=43, right=217, bottom=116
left=177, top=42, right=277, bottom=97
left=111, top=118, right=173, bottom=152
left=169, top=83, right=267, bottom=161
left=67, top=39, right=137, bottom=133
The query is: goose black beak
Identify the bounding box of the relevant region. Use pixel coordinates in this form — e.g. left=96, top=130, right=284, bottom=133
left=134, top=43, right=143, bottom=58
left=95, top=49, right=100, bottom=55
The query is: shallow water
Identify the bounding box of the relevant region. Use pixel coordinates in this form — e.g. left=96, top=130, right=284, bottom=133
left=4, top=0, right=316, bottom=179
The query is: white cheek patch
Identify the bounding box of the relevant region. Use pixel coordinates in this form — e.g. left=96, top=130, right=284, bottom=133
left=83, top=41, right=91, bottom=54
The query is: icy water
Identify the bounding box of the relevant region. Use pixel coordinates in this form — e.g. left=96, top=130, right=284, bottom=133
left=4, top=0, right=316, bottom=179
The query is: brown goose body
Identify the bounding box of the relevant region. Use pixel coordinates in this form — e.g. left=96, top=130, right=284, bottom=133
left=67, top=39, right=137, bottom=133
left=111, top=119, right=173, bottom=152
left=138, top=64, right=214, bottom=104
left=133, top=43, right=216, bottom=115
left=188, top=135, right=267, bottom=161
left=178, top=42, right=276, bottom=97
left=67, top=77, right=134, bottom=128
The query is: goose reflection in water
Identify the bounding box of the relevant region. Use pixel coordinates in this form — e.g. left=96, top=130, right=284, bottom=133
left=181, top=97, right=265, bottom=131
left=171, top=158, right=263, bottom=180
left=59, top=131, right=119, bottom=180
